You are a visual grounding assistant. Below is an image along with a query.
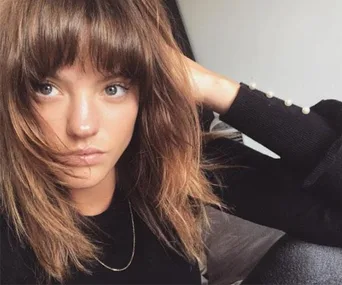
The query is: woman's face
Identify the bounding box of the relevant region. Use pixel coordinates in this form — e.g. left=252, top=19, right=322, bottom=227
left=33, top=59, right=139, bottom=189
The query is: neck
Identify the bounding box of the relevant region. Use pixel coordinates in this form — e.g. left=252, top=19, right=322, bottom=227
left=70, top=168, right=116, bottom=216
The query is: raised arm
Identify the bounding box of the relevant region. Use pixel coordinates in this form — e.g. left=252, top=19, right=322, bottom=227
left=219, top=83, right=338, bottom=179
left=184, top=55, right=342, bottom=246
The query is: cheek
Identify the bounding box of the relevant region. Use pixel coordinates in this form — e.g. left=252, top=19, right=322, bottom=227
left=104, top=100, right=139, bottom=155
left=32, top=100, right=68, bottom=146
left=34, top=112, right=67, bottom=149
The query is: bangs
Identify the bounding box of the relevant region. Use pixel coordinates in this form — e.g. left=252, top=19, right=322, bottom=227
left=18, top=0, right=151, bottom=89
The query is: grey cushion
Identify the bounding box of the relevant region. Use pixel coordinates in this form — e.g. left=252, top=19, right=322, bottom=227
left=243, top=235, right=342, bottom=284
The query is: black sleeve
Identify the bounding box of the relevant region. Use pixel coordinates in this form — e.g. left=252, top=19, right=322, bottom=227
left=203, top=83, right=342, bottom=247
left=219, top=83, right=338, bottom=179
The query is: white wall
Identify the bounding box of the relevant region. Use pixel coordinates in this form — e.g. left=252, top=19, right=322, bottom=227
left=177, top=0, right=342, bottom=156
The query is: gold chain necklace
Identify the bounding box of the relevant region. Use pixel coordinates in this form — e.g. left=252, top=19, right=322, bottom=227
left=94, top=200, right=136, bottom=272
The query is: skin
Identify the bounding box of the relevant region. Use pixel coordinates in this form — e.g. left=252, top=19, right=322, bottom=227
left=33, top=59, right=139, bottom=216
left=181, top=53, right=240, bottom=114
left=167, top=47, right=240, bottom=114
left=33, top=52, right=239, bottom=217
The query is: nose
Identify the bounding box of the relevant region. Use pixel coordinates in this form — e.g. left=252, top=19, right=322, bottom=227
left=66, top=95, right=99, bottom=139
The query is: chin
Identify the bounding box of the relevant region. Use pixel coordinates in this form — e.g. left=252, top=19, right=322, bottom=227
left=64, top=178, right=101, bottom=190
left=60, top=165, right=114, bottom=190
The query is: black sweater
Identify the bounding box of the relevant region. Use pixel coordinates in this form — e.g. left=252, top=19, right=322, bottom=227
left=1, top=83, right=342, bottom=284
left=208, top=83, right=342, bottom=247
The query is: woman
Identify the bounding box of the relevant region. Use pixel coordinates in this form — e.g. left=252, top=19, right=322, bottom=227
left=1, top=0, right=342, bottom=284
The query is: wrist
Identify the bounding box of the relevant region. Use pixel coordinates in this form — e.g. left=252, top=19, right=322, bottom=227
left=203, top=76, right=240, bottom=115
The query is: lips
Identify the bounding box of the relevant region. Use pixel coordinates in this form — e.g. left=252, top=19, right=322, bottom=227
left=73, top=147, right=104, bottom=156
left=66, top=148, right=105, bottom=166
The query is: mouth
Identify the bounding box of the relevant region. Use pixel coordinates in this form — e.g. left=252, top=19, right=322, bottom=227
left=66, top=148, right=105, bottom=166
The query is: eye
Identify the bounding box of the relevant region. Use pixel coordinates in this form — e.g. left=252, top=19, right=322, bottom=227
left=35, top=82, right=59, bottom=97
left=105, top=84, right=129, bottom=97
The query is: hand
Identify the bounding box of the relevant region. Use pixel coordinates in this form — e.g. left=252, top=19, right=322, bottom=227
left=181, top=53, right=240, bottom=114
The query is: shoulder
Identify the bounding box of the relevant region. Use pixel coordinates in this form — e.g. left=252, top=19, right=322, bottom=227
left=0, top=214, right=21, bottom=252
left=1, top=214, right=20, bottom=283
left=0, top=214, right=16, bottom=254
left=1, top=215, right=23, bottom=277
left=202, top=136, right=286, bottom=200
left=203, top=135, right=277, bottom=170
left=0, top=215, right=38, bottom=284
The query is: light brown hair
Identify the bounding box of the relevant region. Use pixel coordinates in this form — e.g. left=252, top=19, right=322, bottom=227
left=0, top=0, right=229, bottom=283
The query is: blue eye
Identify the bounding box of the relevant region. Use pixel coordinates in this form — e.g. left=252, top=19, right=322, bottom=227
left=36, top=83, right=59, bottom=97
left=105, top=84, right=129, bottom=97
